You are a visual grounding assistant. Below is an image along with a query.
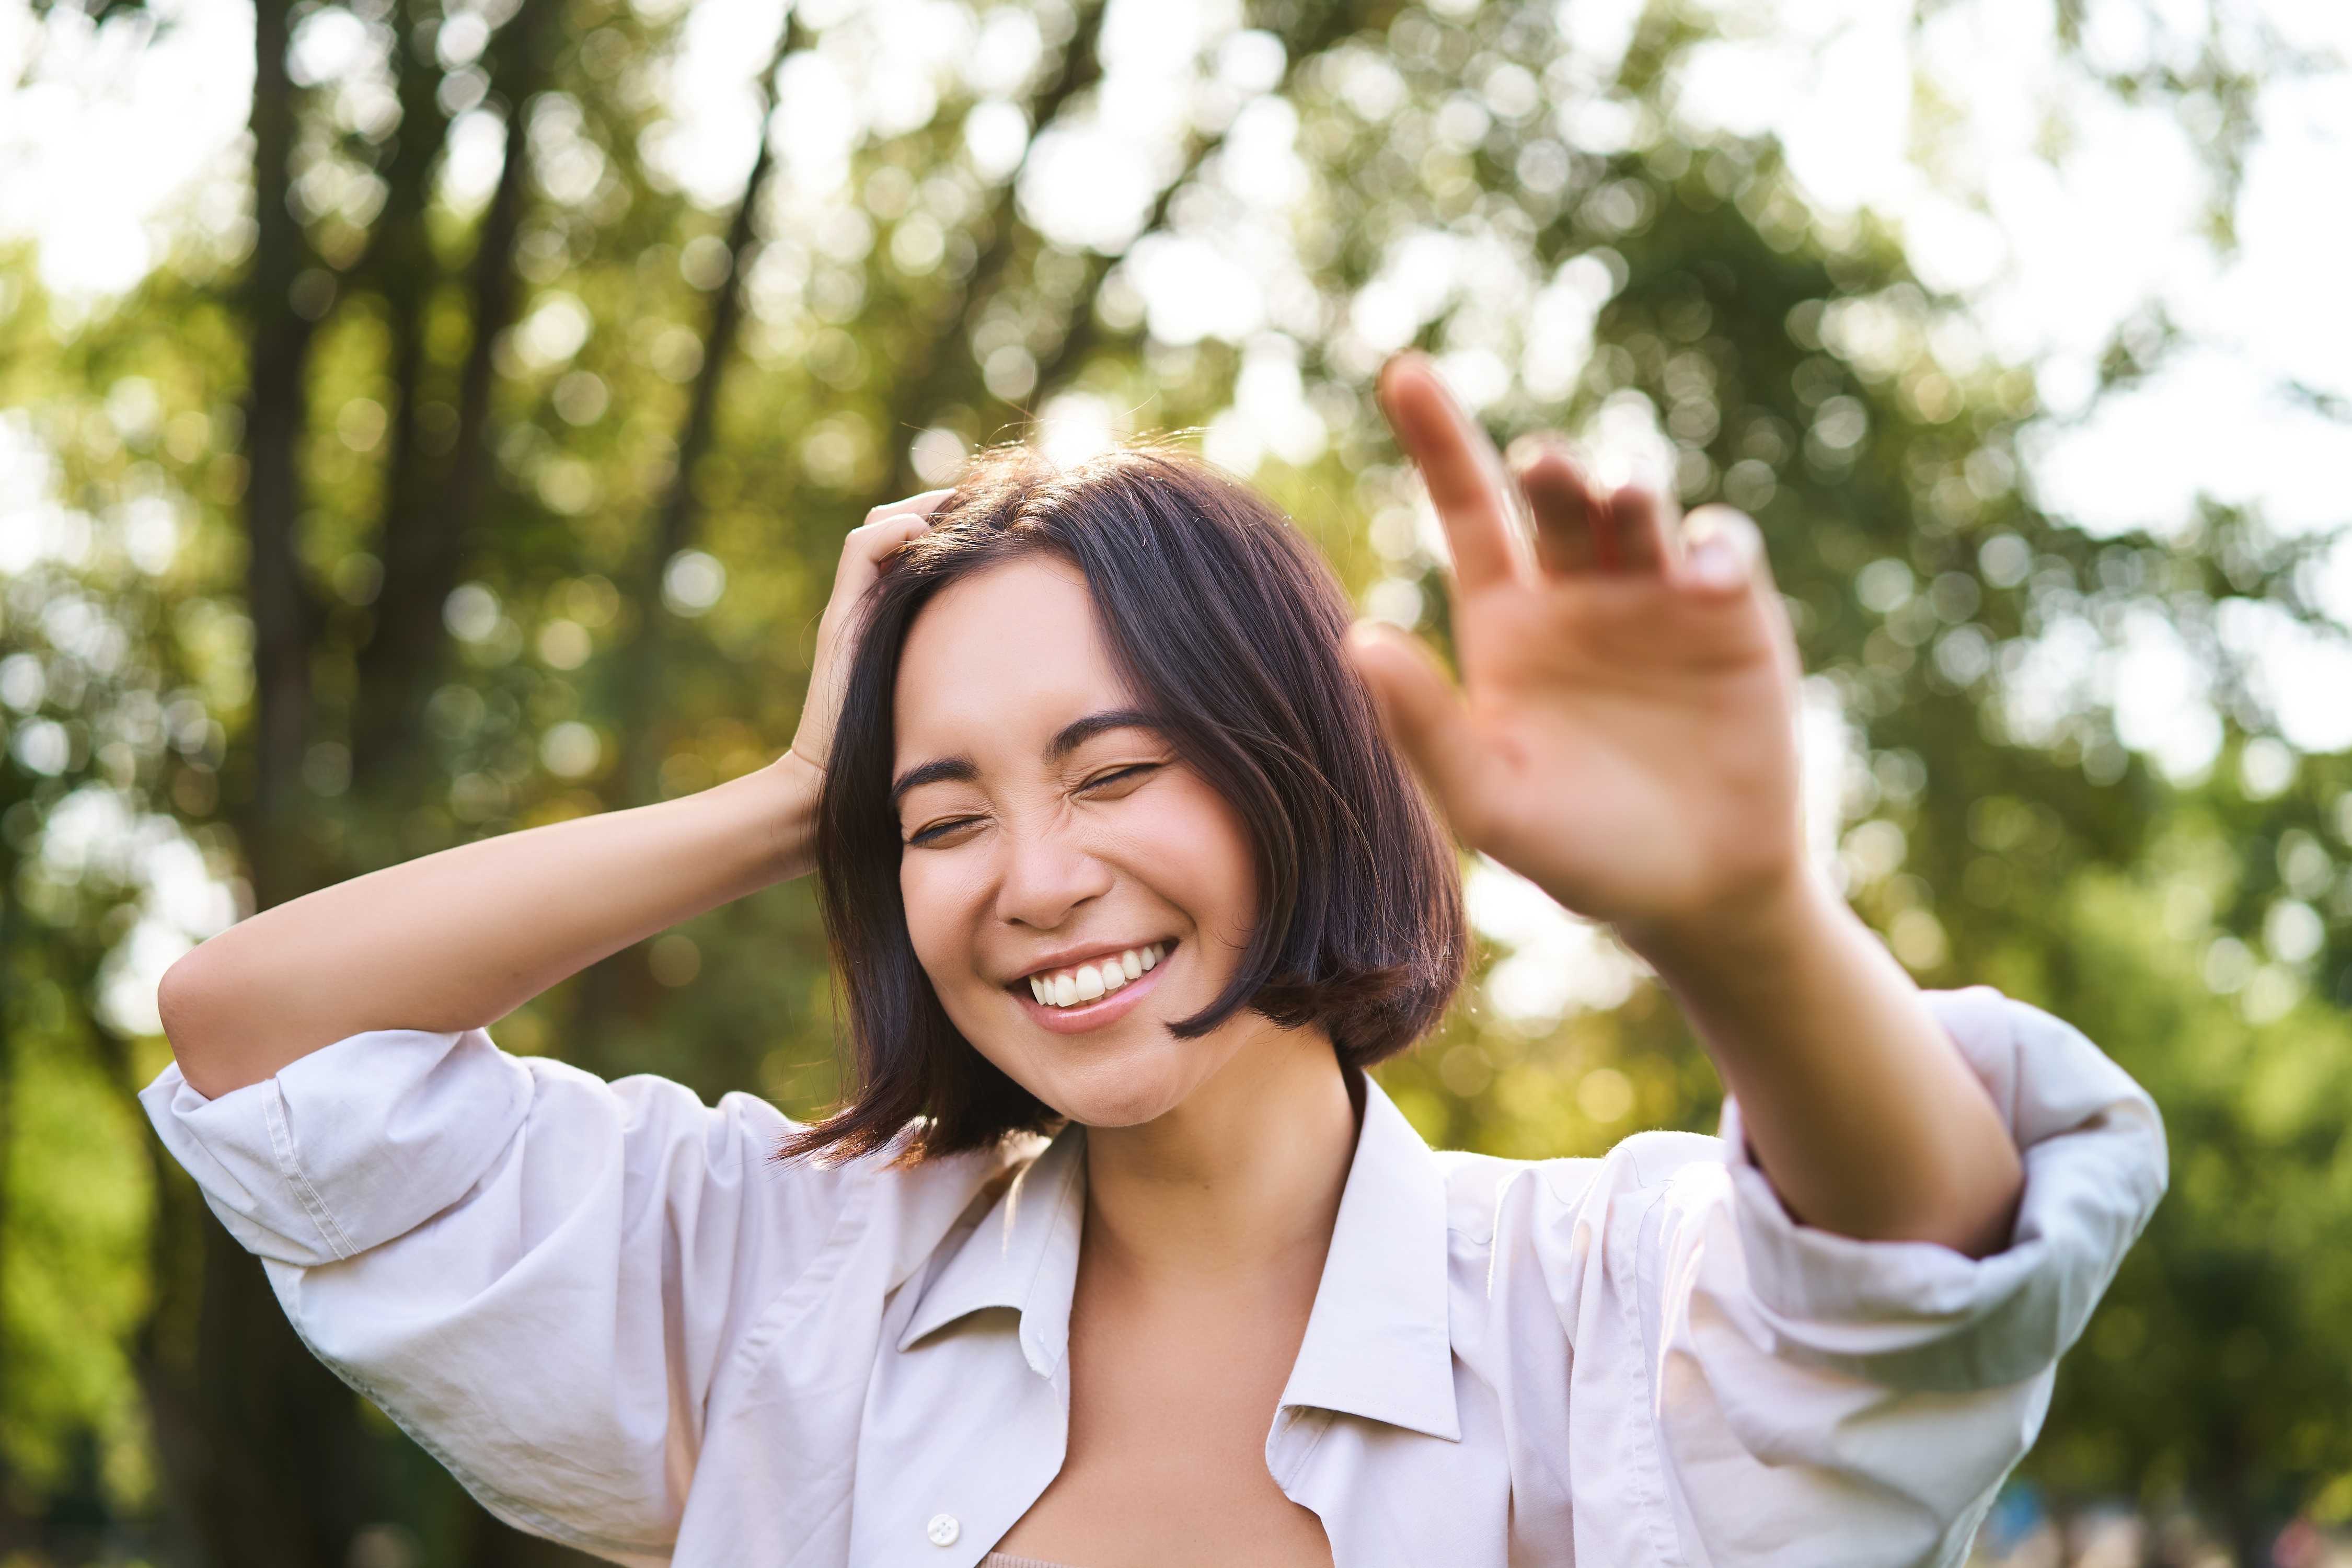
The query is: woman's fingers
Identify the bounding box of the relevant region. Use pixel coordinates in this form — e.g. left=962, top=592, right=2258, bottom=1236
left=1377, top=353, right=1527, bottom=593
left=792, top=490, right=951, bottom=769
left=850, top=492, right=950, bottom=564
left=820, top=492, right=951, bottom=620
left=1346, top=621, right=1489, bottom=843
left=1674, top=505, right=1803, bottom=681
left=865, top=488, right=954, bottom=528
left=1505, top=436, right=1684, bottom=581
left=1511, top=437, right=1607, bottom=573
left=1607, top=483, right=1678, bottom=574
left=1677, top=506, right=1770, bottom=597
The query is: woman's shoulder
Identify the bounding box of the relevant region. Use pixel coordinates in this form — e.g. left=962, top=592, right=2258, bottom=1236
left=1431, top=1131, right=1727, bottom=1250
left=779, top=1123, right=1055, bottom=1293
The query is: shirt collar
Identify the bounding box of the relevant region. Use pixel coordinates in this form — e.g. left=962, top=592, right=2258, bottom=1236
left=894, top=1074, right=1459, bottom=1443
left=1276, top=1074, right=1460, bottom=1442
left=896, top=1121, right=1088, bottom=1377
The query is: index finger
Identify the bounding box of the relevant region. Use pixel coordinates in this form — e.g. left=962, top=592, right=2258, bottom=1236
left=1376, top=353, right=1526, bottom=592
left=828, top=490, right=951, bottom=609
left=862, top=487, right=954, bottom=529
left=844, top=488, right=951, bottom=563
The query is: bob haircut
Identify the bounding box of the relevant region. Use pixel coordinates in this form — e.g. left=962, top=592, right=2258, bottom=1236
left=782, top=443, right=1469, bottom=1163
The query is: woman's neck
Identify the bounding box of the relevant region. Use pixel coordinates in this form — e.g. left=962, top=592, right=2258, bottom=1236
left=1079, top=1023, right=1359, bottom=1288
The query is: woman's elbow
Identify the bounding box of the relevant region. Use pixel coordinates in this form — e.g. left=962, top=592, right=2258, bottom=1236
left=156, top=946, right=240, bottom=1087
left=157, top=950, right=205, bottom=1044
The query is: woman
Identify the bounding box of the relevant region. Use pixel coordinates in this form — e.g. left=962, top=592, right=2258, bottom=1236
left=145, top=355, right=2164, bottom=1567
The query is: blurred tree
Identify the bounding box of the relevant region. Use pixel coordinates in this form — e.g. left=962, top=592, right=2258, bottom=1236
left=0, top=0, right=2345, bottom=1562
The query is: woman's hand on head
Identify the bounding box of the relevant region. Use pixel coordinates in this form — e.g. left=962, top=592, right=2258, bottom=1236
left=777, top=490, right=952, bottom=794
left=1351, top=353, right=1811, bottom=955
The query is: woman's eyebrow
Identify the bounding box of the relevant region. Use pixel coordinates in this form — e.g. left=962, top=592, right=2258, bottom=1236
left=889, top=756, right=978, bottom=810
left=1047, top=707, right=1159, bottom=759
left=891, top=712, right=1156, bottom=808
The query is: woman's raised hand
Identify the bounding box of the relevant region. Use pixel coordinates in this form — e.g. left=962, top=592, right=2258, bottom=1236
left=1350, top=353, right=1809, bottom=953
left=1356, top=355, right=2030, bottom=1258
left=781, top=490, right=951, bottom=783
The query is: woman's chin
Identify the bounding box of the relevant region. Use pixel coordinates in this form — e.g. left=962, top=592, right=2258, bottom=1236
left=1059, top=1089, right=1185, bottom=1130
left=1041, top=1068, right=1191, bottom=1128
left=1001, top=1042, right=1210, bottom=1131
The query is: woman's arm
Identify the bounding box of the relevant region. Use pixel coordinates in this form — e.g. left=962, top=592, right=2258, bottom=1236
left=159, top=762, right=809, bottom=1098
left=1353, top=354, right=2021, bottom=1258
left=1634, top=866, right=2022, bottom=1259
left=158, top=497, right=943, bottom=1100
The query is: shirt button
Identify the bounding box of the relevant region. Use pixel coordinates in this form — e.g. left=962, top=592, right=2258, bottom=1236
left=926, top=1514, right=960, bottom=1547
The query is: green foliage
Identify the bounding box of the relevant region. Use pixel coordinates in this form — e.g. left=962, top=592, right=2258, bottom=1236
left=0, top=0, right=2344, bottom=1560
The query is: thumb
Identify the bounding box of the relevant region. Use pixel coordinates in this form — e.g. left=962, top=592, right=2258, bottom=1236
left=1346, top=621, right=1488, bottom=841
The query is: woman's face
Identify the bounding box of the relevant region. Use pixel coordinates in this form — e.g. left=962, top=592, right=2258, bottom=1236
left=890, top=554, right=1263, bottom=1127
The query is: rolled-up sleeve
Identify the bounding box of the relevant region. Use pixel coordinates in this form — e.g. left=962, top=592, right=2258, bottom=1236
left=1608, top=986, right=2165, bottom=1566
left=1715, top=986, right=2166, bottom=1392
left=144, top=1028, right=538, bottom=1266
left=139, top=1029, right=873, bottom=1565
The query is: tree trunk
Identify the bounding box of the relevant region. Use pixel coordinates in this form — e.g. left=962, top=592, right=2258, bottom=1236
left=350, top=0, right=560, bottom=784
left=238, top=0, right=318, bottom=912
left=135, top=1, right=398, bottom=1562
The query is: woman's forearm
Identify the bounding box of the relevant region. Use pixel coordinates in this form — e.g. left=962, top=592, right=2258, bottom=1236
left=1628, top=870, right=2025, bottom=1259
left=158, top=753, right=822, bottom=1099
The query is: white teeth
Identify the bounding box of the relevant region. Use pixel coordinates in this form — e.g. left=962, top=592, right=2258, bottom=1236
left=1024, top=944, right=1171, bottom=1008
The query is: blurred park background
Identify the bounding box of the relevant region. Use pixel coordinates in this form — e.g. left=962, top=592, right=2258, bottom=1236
left=2, top=0, right=2350, bottom=1562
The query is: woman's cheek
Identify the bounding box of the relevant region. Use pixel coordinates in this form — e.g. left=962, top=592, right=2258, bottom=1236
left=1137, top=780, right=1258, bottom=952
left=898, top=855, right=973, bottom=997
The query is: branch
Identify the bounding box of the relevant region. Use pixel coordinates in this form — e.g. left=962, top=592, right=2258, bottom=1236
left=562, top=14, right=808, bottom=1074
left=616, top=13, right=808, bottom=808
left=1026, top=131, right=1216, bottom=398
left=906, top=0, right=1378, bottom=466
left=870, top=0, right=1109, bottom=500
left=350, top=0, right=561, bottom=780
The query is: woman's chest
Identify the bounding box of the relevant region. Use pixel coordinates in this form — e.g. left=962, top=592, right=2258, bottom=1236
left=769, top=1302, right=1526, bottom=1568
left=672, top=1201, right=1565, bottom=1567
left=990, top=1286, right=1336, bottom=1567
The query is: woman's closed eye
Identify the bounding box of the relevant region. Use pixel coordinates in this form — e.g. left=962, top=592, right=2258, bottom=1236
left=905, top=813, right=983, bottom=848
left=902, top=764, right=1165, bottom=847
left=1078, top=762, right=1162, bottom=797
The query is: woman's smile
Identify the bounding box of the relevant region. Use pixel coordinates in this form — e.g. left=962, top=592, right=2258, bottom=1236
left=1009, top=939, right=1178, bottom=1033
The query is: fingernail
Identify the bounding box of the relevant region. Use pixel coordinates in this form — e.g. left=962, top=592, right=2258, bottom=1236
left=1375, top=353, right=1415, bottom=407
left=1508, top=434, right=1578, bottom=477
left=1688, top=531, right=1745, bottom=589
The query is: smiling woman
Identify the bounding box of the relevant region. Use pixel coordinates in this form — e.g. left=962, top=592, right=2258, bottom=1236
left=794, top=444, right=1466, bottom=1160
left=138, top=354, right=2165, bottom=1568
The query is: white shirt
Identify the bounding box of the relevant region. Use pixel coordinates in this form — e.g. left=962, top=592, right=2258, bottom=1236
left=140, top=985, right=2164, bottom=1567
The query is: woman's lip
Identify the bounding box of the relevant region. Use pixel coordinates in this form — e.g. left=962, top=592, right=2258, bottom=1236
left=1014, top=948, right=1171, bottom=1034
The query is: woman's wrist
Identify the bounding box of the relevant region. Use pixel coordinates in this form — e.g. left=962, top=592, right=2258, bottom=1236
left=758, top=750, right=826, bottom=884
left=1616, top=858, right=1847, bottom=1008
left=1625, top=863, right=2023, bottom=1255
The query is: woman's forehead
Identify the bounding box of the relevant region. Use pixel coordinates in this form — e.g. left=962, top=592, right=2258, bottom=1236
left=893, top=556, right=1131, bottom=757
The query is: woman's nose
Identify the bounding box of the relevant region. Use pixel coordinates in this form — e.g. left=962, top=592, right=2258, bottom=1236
left=993, top=824, right=1114, bottom=930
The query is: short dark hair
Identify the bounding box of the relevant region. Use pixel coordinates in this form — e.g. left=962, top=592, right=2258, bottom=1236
left=780, top=443, right=1469, bottom=1163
